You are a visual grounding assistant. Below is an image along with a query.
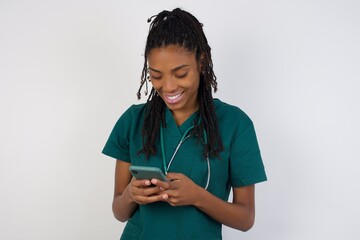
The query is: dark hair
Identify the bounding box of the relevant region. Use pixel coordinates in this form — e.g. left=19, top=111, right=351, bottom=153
left=137, top=8, right=224, bottom=158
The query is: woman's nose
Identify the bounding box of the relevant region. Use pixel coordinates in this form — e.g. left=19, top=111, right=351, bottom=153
left=162, top=77, right=177, bottom=92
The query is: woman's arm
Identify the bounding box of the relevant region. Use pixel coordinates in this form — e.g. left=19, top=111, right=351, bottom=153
left=151, top=173, right=255, bottom=231
left=112, top=160, right=137, bottom=222
left=195, top=185, right=255, bottom=231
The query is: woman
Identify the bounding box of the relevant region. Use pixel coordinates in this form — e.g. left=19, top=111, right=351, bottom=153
left=103, top=8, right=267, bottom=240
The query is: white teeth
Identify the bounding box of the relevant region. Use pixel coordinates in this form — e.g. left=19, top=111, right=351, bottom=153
left=167, top=93, right=182, bottom=100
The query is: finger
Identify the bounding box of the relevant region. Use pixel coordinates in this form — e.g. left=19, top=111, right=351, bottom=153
left=163, top=189, right=177, bottom=198
left=132, top=185, right=163, bottom=197
left=132, top=178, right=152, bottom=187
left=162, top=192, right=181, bottom=206
left=135, top=193, right=169, bottom=204
left=166, top=172, right=184, bottom=180
left=150, top=178, right=171, bottom=189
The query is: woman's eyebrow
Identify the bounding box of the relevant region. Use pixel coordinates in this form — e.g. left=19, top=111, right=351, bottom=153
left=148, top=64, right=189, bottom=73
left=148, top=67, right=161, bottom=73
left=171, top=64, right=189, bottom=73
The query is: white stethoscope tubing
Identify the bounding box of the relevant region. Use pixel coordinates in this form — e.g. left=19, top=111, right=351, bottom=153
left=161, top=126, right=210, bottom=190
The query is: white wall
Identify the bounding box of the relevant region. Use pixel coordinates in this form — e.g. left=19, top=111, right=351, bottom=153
left=1, top=0, right=359, bottom=239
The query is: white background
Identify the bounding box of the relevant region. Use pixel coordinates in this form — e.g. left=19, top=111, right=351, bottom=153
left=1, top=0, right=359, bottom=239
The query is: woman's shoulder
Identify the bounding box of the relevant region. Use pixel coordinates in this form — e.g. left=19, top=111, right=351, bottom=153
left=111, top=103, right=147, bottom=129
left=213, top=98, right=252, bottom=124
left=212, top=98, right=256, bottom=141
left=121, top=103, right=147, bottom=118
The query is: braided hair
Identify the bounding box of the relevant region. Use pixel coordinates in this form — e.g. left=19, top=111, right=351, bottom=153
left=137, top=8, right=224, bottom=158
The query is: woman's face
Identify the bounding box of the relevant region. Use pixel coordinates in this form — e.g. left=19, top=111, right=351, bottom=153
left=148, top=44, right=201, bottom=123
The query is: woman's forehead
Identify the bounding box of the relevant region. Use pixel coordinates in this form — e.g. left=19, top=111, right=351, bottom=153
left=148, top=45, right=195, bottom=62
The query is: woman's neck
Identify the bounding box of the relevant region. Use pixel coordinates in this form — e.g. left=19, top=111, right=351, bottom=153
left=171, top=107, right=199, bottom=126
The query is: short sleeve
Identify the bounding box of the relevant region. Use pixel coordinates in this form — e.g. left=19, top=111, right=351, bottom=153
left=229, top=119, right=267, bottom=187
left=102, top=106, right=134, bottom=162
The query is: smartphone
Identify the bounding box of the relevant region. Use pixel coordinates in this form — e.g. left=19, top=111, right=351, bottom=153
left=129, top=165, right=168, bottom=182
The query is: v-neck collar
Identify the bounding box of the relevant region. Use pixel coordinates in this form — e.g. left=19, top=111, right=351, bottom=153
left=164, top=107, right=198, bottom=136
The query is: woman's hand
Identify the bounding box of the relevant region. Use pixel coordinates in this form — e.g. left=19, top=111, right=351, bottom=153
left=127, top=177, right=168, bottom=205
left=151, top=172, right=204, bottom=207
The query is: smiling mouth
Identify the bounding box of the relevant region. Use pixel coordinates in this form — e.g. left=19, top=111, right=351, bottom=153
left=164, top=92, right=184, bottom=104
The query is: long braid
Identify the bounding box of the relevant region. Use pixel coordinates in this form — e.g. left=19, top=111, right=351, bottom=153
left=138, top=89, right=165, bottom=158
left=137, top=8, right=224, bottom=158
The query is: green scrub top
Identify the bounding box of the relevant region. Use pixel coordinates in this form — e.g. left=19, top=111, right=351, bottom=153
left=102, top=99, right=267, bottom=240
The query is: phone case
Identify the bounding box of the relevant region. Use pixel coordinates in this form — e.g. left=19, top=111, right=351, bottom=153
left=129, top=166, right=167, bottom=181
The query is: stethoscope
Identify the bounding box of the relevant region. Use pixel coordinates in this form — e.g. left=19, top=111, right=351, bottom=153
left=160, top=123, right=211, bottom=190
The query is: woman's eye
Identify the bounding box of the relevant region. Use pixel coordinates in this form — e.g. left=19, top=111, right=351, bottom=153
left=176, top=73, right=188, bottom=79
left=151, top=75, right=161, bottom=80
